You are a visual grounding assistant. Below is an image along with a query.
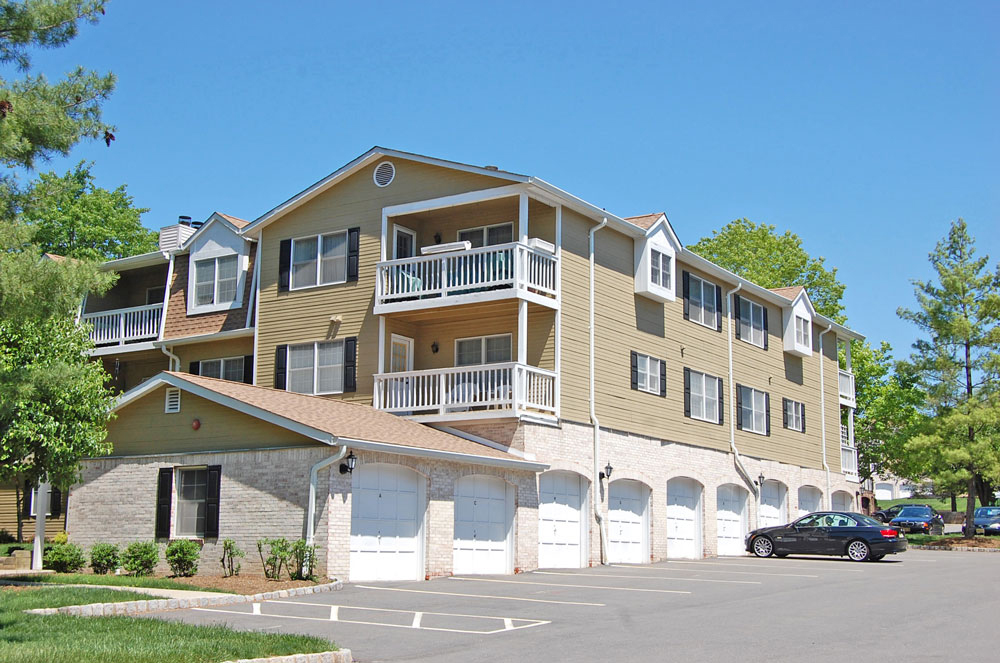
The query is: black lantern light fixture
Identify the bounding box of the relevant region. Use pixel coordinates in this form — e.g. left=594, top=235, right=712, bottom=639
left=599, top=462, right=613, bottom=481
left=431, top=342, right=439, bottom=354
left=340, top=451, right=357, bottom=475
left=756, top=472, right=765, bottom=487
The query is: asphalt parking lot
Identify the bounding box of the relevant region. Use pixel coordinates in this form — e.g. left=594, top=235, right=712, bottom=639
left=154, top=550, right=999, bottom=662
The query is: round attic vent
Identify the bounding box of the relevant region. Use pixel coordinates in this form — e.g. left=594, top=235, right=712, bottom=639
left=373, top=161, right=395, bottom=187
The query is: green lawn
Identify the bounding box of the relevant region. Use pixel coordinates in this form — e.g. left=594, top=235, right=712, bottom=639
left=0, top=586, right=336, bottom=663
left=2, top=573, right=230, bottom=593
left=905, top=533, right=962, bottom=545
left=877, top=497, right=976, bottom=512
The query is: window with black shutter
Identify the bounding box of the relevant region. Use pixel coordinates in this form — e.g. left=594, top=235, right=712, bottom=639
left=278, top=239, right=291, bottom=292
left=274, top=345, right=288, bottom=390
left=347, top=227, right=360, bottom=282
left=155, top=468, right=173, bottom=539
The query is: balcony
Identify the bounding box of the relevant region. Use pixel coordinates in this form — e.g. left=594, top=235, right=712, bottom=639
left=838, top=369, right=855, bottom=408
left=374, top=242, right=558, bottom=315
left=841, top=425, right=859, bottom=482
left=373, top=362, right=557, bottom=423
left=82, top=303, right=162, bottom=346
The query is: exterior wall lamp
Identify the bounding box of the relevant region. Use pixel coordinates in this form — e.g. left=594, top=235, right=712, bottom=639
left=599, top=462, right=613, bottom=481
left=431, top=342, right=439, bottom=353
left=756, top=472, right=765, bottom=487
left=339, top=451, right=357, bottom=475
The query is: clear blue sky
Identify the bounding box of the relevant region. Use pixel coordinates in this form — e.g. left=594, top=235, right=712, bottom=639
left=27, top=1, right=999, bottom=360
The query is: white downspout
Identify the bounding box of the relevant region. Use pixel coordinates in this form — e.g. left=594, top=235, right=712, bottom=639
left=158, top=252, right=174, bottom=342
left=725, top=283, right=758, bottom=502
left=306, top=443, right=348, bottom=551
left=589, top=217, right=608, bottom=565
left=160, top=345, right=180, bottom=372
left=818, top=325, right=834, bottom=509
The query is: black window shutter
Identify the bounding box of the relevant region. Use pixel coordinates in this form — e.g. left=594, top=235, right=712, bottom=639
left=762, top=307, right=769, bottom=349
left=204, top=465, right=221, bottom=538
left=683, top=368, right=691, bottom=417
left=715, top=285, right=723, bottom=332
left=242, top=355, right=254, bottom=384
left=22, top=480, right=31, bottom=518
left=188, top=361, right=200, bottom=375
left=155, top=467, right=173, bottom=539
left=801, top=405, right=806, bottom=433
left=659, top=359, right=667, bottom=397
left=344, top=337, right=358, bottom=392
left=50, top=487, right=62, bottom=519
left=735, top=384, right=743, bottom=430
left=717, top=377, right=724, bottom=425
left=347, top=227, right=360, bottom=282
left=765, top=392, right=771, bottom=436
left=782, top=398, right=789, bottom=429
left=733, top=295, right=742, bottom=340
left=630, top=351, right=638, bottom=391
left=274, top=345, right=287, bottom=390
left=278, top=239, right=291, bottom=292
left=682, top=271, right=690, bottom=320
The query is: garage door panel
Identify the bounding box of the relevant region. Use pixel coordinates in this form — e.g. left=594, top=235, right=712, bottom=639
left=350, top=465, right=424, bottom=582
left=539, top=471, right=586, bottom=569
left=454, top=475, right=511, bottom=575
left=716, top=484, right=747, bottom=556
left=666, top=477, right=702, bottom=560
left=607, top=480, right=648, bottom=564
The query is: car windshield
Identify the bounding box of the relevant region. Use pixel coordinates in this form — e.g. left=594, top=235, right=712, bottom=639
left=976, top=507, right=1000, bottom=518
left=897, top=506, right=931, bottom=517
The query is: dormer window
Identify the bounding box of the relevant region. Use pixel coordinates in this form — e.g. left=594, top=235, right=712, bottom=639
left=780, top=291, right=815, bottom=357
left=650, top=249, right=671, bottom=288
left=795, top=316, right=811, bottom=349
left=195, top=255, right=238, bottom=306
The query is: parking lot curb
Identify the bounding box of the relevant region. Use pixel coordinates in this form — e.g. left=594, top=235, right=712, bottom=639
left=220, top=650, right=352, bottom=663
left=19, top=579, right=344, bottom=617
left=910, top=545, right=1000, bottom=552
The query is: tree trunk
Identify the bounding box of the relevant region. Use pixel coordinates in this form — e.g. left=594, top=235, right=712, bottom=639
left=975, top=475, right=996, bottom=507
left=14, top=483, right=24, bottom=542
left=965, top=469, right=977, bottom=540
left=950, top=493, right=957, bottom=512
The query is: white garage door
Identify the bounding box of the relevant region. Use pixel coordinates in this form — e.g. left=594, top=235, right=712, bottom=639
left=874, top=483, right=894, bottom=501
left=832, top=492, right=853, bottom=512
left=538, top=471, right=586, bottom=569
left=350, top=464, right=424, bottom=582
left=798, top=486, right=822, bottom=517
left=759, top=481, right=787, bottom=528
left=717, top=484, right=748, bottom=556
left=453, top=475, right=512, bottom=575
left=666, top=477, right=702, bottom=559
left=607, top=480, right=648, bottom=564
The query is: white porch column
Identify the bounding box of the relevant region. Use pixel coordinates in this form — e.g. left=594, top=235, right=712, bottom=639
left=518, top=193, right=528, bottom=244
left=518, top=300, right=527, bottom=365
left=845, top=338, right=852, bottom=372
left=554, top=204, right=562, bottom=419
left=32, top=482, right=50, bottom=570
left=380, top=211, right=388, bottom=262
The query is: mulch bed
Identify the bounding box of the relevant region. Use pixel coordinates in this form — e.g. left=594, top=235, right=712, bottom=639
left=918, top=536, right=1000, bottom=549
left=166, top=574, right=334, bottom=594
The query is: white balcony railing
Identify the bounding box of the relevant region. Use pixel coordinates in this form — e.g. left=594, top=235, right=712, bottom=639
left=375, top=242, right=557, bottom=310
left=82, top=303, right=162, bottom=345
left=841, top=444, right=859, bottom=479
left=838, top=369, right=856, bottom=407
left=374, top=362, right=556, bottom=420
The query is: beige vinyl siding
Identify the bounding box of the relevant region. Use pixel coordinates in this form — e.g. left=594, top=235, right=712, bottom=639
left=173, top=337, right=254, bottom=374
left=106, top=385, right=317, bottom=456
left=256, top=158, right=514, bottom=400
left=0, top=483, right=68, bottom=540
left=558, top=208, right=845, bottom=471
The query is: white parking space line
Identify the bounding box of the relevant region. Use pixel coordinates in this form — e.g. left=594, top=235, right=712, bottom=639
left=610, top=564, right=818, bottom=578
left=659, top=560, right=864, bottom=572
left=412, top=612, right=422, bottom=628
left=355, top=584, right=606, bottom=607
left=535, top=571, right=760, bottom=585
left=449, top=577, right=691, bottom=594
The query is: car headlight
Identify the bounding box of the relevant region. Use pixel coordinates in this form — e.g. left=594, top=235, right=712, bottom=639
left=989, top=523, right=1000, bottom=529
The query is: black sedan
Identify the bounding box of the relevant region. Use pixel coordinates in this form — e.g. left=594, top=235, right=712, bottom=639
left=874, top=503, right=933, bottom=523
left=963, top=506, right=1000, bottom=536
left=745, top=511, right=907, bottom=562
left=889, top=505, right=945, bottom=535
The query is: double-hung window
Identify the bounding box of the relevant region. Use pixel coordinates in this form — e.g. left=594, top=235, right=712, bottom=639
left=737, top=384, right=769, bottom=435
left=783, top=398, right=805, bottom=432
left=175, top=467, right=208, bottom=537
left=288, top=340, right=344, bottom=394
left=650, top=249, right=671, bottom=289
left=795, top=316, right=811, bottom=349
left=631, top=352, right=665, bottom=396
left=26, top=485, right=62, bottom=518
left=194, top=254, right=239, bottom=306
left=688, top=274, right=718, bottom=328
left=738, top=297, right=766, bottom=348
left=685, top=369, right=722, bottom=424
left=291, top=231, right=347, bottom=289
left=458, top=222, right=513, bottom=248
left=199, top=357, right=245, bottom=382
left=155, top=466, right=221, bottom=540
left=455, top=334, right=512, bottom=366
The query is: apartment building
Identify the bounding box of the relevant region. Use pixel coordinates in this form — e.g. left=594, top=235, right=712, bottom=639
left=65, top=148, right=862, bottom=580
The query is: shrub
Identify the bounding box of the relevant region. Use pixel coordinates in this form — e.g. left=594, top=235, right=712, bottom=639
left=165, top=539, right=201, bottom=577
left=121, top=541, right=159, bottom=576
left=90, top=542, right=120, bottom=575
left=257, top=538, right=291, bottom=580
left=52, top=531, right=69, bottom=545
left=43, top=543, right=86, bottom=573
left=0, top=529, right=15, bottom=544
left=220, top=538, right=244, bottom=577
left=289, top=539, right=317, bottom=581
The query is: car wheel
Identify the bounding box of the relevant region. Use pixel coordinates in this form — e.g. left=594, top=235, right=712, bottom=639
left=751, top=536, right=774, bottom=558
left=871, top=554, right=885, bottom=561
left=847, top=539, right=871, bottom=562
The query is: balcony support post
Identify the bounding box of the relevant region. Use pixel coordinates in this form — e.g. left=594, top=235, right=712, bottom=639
left=518, top=193, right=528, bottom=245
left=554, top=204, right=562, bottom=420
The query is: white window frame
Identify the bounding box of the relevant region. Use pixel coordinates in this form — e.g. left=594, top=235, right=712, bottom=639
left=199, top=356, right=245, bottom=382
left=286, top=340, right=345, bottom=395
left=795, top=316, right=811, bottom=350
left=393, top=225, right=417, bottom=259
left=174, top=466, right=208, bottom=539
left=456, top=222, right=515, bottom=248
left=689, top=370, right=721, bottom=423
left=454, top=333, right=512, bottom=366
left=28, top=487, right=51, bottom=518
left=689, top=274, right=718, bottom=329
left=650, top=249, right=671, bottom=289
left=739, top=298, right=766, bottom=348
left=786, top=399, right=804, bottom=432
left=636, top=352, right=662, bottom=395
left=739, top=385, right=769, bottom=435
left=290, top=230, right=349, bottom=291
left=193, top=254, right=239, bottom=307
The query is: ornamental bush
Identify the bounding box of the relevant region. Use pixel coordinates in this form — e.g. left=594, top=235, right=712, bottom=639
left=257, top=538, right=291, bottom=580
left=289, top=539, right=317, bottom=581
left=43, top=542, right=86, bottom=573
left=89, top=542, right=120, bottom=575
left=165, top=539, right=200, bottom=577
left=220, top=538, right=244, bottom=577
left=121, top=541, right=158, bottom=576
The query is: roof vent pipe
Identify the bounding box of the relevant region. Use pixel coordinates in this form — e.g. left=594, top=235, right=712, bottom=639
left=178, top=215, right=192, bottom=226
left=190, top=220, right=204, bottom=230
